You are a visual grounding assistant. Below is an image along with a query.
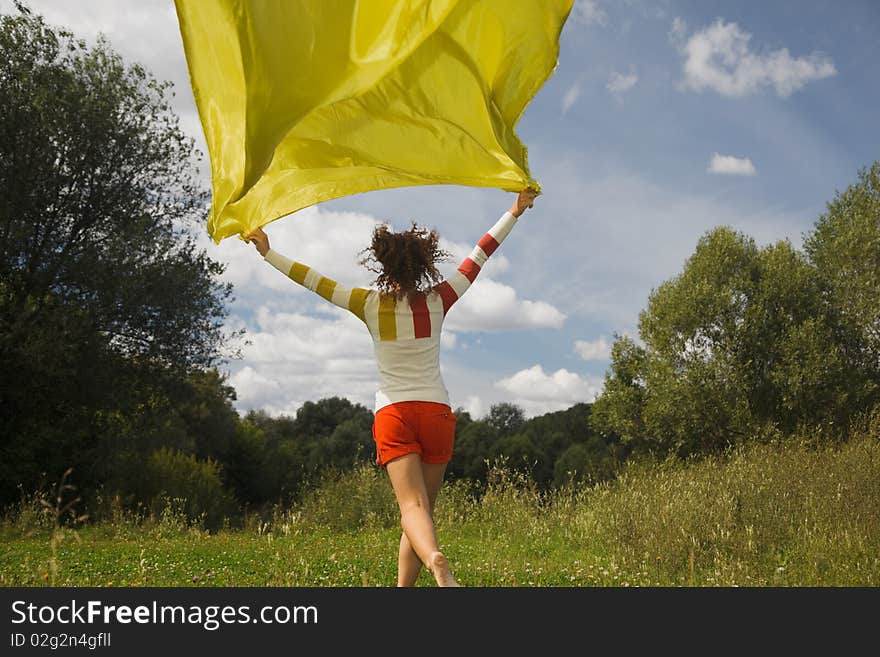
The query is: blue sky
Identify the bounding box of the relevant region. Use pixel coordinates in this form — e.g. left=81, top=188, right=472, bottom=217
left=7, top=0, right=878, bottom=418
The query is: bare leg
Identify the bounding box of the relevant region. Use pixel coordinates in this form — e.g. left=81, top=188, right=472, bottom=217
left=385, top=453, right=458, bottom=587
left=397, top=460, right=448, bottom=586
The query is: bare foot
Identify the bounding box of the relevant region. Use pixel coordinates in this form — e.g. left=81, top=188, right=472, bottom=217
left=428, top=551, right=460, bottom=587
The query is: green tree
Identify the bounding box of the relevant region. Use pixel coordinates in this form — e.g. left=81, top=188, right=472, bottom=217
left=487, top=402, right=526, bottom=435
left=553, top=435, right=618, bottom=487
left=523, top=402, right=594, bottom=445
left=804, top=162, right=880, bottom=408
left=553, top=444, right=592, bottom=487
left=452, top=406, right=473, bottom=436
left=170, top=369, right=240, bottom=463
left=308, top=415, right=374, bottom=471
left=490, top=433, right=551, bottom=484
left=293, top=397, right=371, bottom=440
left=138, top=446, right=236, bottom=531
left=449, top=421, right=499, bottom=480
left=223, top=420, right=270, bottom=508
left=240, top=409, right=307, bottom=502
left=0, top=6, right=238, bottom=505
left=590, top=337, right=649, bottom=449
left=593, top=224, right=855, bottom=455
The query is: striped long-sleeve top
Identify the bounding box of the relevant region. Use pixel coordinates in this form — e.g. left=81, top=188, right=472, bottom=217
left=263, top=210, right=519, bottom=412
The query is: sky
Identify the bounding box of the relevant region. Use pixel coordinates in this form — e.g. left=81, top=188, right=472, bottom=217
left=5, top=0, right=879, bottom=419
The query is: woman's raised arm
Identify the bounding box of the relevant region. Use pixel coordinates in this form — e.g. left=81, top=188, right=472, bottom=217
left=246, top=227, right=371, bottom=324
left=433, top=187, right=538, bottom=315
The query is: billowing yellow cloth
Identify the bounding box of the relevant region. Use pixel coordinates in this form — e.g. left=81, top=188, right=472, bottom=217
left=174, top=0, right=573, bottom=243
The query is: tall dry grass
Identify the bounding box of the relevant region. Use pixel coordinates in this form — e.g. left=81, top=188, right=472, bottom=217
left=2, top=419, right=877, bottom=586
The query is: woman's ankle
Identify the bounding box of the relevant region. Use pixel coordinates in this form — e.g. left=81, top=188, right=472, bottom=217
left=428, top=551, right=460, bottom=587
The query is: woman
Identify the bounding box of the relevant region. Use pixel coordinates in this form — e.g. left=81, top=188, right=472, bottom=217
left=246, top=187, right=538, bottom=586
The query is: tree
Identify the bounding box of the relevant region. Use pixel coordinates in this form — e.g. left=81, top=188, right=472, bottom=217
left=592, top=223, right=857, bottom=456
left=449, top=421, right=499, bottom=480
left=804, top=162, right=880, bottom=408
left=590, top=336, right=649, bottom=449
left=452, top=406, right=473, bottom=436
left=522, top=402, right=593, bottom=445
left=308, top=415, right=374, bottom=471
left=553, top=436, right=619, bottom=487
left=171, top=369, right=240, bottom=463
left=0, top=6, right=239, bottom=505
left=487, top=402, right=526, bottom=435
left=293, top=397, right=371, bottom=440
left=553, top=444, right=592, bottom=487
left=223, top=418, right=270, bottom=505
left=138, top=446, right=236, bottom=531
left=490, top=433, right=551, bottom=484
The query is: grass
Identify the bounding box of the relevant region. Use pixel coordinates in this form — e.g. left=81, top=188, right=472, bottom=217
left=1, top=429, right=878, bottom=587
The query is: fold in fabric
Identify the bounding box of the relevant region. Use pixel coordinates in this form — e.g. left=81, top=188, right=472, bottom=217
left=174, top=0, right=574, bottom=243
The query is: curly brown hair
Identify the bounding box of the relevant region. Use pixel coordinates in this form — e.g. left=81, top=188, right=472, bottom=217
left=358, top=221, right=451, bottom=299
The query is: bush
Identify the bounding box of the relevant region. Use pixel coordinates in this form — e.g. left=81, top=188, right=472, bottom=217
left=139, top=447, right=236, bottom=531
left=297, top=464, right=398, bottom=532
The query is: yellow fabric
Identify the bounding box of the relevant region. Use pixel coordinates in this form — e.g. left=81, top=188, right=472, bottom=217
left=174, top=0, right=573, bottom=244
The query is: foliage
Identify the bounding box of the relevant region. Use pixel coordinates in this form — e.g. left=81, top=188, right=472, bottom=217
left=137, top=447, right=236, bottom=532
left=448, top=402, right=620, bottom=489
left=593, top=163, right=880, bottom=455
left=296, top=464, right=398, bottom=532
left=487, top=402, right=526, bottom=434
left=0, top=5, right=239, bottom=505
left=803, top=162, right=880, bottom=403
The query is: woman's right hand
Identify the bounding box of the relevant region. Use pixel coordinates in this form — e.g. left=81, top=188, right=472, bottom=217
left=246, top=227, right=270, bottom=257
left=510, top=187, right=538, bottom=218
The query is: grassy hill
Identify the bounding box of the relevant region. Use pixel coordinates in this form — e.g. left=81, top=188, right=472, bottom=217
left=2, top=426, right=877, bottom=587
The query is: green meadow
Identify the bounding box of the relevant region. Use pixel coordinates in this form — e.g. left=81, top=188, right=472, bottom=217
left=3, top=428, right=877, bottom=588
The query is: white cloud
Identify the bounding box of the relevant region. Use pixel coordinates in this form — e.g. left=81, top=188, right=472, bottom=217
left=561, top=82, right=582, bottom=114
left=229, top=366, right=282, bottom=408
left=624, top=0, right=669, bottom=22
left=226, top=305, right=378, bottom=417
left=196, top=206, right=381, bottom=318
left=445, top=278, right=566, bottom=332
left=606, top=70, right=638, bottom=95
left=3, top=1, right=183, bottom=85
left=440, top=331, right=457, bottom=349
left=572, top=0, right=607, bottom=27
left=671, top=17, right=836, bottom=97
left=668, top=16, right=688, bottom=48
left=460, top=395, right=486, bottom=420
left=707, top=153, right=757, bottom=176
left=495, top=365, right=603, bottom=417
left=574, top=336, right=613, bottom=361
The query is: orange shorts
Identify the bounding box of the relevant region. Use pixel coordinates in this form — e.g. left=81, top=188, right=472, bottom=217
left=372, top=401, right=457, bottom=467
